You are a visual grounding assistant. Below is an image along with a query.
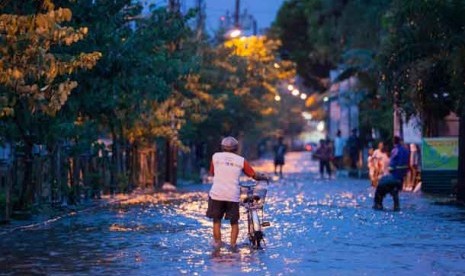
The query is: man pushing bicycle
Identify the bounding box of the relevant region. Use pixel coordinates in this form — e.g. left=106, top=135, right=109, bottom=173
left=206, top=136, right=268, bottom=251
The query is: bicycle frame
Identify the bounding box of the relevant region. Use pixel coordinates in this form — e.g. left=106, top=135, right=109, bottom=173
left=240, top=180, right=270, bottom=249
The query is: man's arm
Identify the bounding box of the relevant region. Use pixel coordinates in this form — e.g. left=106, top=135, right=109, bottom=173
left=209, top=160, right=214, bottom=176
left=389, top=147, right=399, bottom=171
left=243, top=160, right=255, bottom=178
left=243, top=160, right=268, bottom=181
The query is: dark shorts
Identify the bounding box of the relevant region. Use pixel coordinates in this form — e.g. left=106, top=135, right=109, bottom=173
left=206, top=197, right=240, bottom=224
left=274, top=158, right=284, bottom=166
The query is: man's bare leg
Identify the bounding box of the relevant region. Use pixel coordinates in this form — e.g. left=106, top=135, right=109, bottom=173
left=213, top=219, right=222, bottom=247
left=230, top=223, right=239, bottom=248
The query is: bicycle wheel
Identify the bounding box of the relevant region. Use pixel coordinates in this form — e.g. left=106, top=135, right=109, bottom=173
left=252, top=230, right=263, bottom=249
left=247, top=211, right=255, bottom=245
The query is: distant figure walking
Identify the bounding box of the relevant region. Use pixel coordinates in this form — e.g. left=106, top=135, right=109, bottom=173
left=373, top=136, right=409, bottom=211
left=273, top=137, right=287, bottom=177
left=333, top=129, right=345, bottom=177
left=314, top=139, right=333, bottom=179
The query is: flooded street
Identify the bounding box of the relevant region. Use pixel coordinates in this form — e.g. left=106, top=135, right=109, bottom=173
left=1, top=151, right=465, bottom=275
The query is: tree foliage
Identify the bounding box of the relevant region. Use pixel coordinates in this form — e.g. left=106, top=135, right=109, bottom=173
left=0, top=2, right=100, bottom=117
left=0, top=0, right=291, bottom=211
left=380, top=0, right=465, bottom=124
left=379, top=0, right=465, bottom=202
left=273, top=0, right=391, bottom=142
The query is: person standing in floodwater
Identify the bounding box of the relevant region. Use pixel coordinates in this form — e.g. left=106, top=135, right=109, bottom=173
left=273, top=137, right=287, bottom=177
left=314, top=139, right=333, bottom=179
left=333, top=129, right=345, bottom=177
left=207, top=136, right=267, bottom=251
left=371, top=141, right=390, bottom=187
left=373, top=136, right=409, bottom=211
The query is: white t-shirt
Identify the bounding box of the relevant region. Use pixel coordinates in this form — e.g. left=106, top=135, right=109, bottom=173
left=373, top=149, right=390, bottom=178
left=209, top=152, right=253, bottom=202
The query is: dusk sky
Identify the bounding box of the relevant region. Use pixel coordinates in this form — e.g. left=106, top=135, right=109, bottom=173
left=185, top=0, right=287, bottom=33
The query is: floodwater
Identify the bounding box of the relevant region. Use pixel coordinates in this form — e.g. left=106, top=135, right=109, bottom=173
left=1, top=152, right=465, bottom=275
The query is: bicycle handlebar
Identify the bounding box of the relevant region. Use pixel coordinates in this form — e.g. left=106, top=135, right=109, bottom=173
left=240, top=178, right=269, bottom=188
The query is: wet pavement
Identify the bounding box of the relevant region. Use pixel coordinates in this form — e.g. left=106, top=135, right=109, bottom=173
left=1, top=151, right=465, bottom=275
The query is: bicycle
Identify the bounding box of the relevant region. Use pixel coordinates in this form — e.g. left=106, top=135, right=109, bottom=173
left=239, top=179, right=270, bottom=249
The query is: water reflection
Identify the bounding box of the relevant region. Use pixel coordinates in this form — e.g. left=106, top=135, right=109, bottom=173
left=1, top=152, right=465, bottom=274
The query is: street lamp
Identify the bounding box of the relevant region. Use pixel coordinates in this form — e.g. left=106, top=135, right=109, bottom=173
left=229, top=28, right=242, bottom=38
left=317, top=121, right=325, bottom=132
left=287, top=84, right=294, bottom=91
left=301, top=111, right=312, bottom=120
left=300, top=93, right=307, bottom=100
left=274, top=95, right=281, bottom=101
left=292, top=89, right=300, bottom=96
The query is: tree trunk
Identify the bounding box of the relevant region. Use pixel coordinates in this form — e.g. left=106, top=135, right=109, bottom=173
left=165, top=140, right=170, bottom=184
left=126, top=142, right=132, bottom=191
left=56, top=145, right=63, bottom=204
left=17, top=142, right=34, bottom=210
left=172, top=143, right=177, bottom=186
left=130, top=143, right=138, bottom=189
left=152, top=143, right=158, bottom=188
left=456, top=106, right=465, bottom=203
left=110, top=129, right=117, bottom=195
left=49, top=144, right=60, bottom=204
left=4, top=165, right=11, bottom=222
left=82, top=155, right=90, bottom=200
left=165, top=140, right=178, bottom=186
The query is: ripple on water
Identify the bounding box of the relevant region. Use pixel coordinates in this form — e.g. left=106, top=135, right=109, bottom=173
left=2, top=156, right=465, bottom=275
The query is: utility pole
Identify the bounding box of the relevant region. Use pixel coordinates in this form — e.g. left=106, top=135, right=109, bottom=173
left=196, top=0, right=205, bottom=40
left=168, top=0, right=180, bottom=13
left=457, top=103, right=465, bottom=203
left=393, top=90, right=403, bottom=139
left=234, top=0, right=240, bottom=28
left=252, top=17, right=257, bottom=35
left=165, top=0, right=181, bottom=187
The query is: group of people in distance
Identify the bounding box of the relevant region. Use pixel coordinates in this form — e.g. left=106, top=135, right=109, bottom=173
left=312, top=128, right=360, bottom=180
left=371, top=136, right=410, bottom=211
left=311, top=129, right=419, bottom=211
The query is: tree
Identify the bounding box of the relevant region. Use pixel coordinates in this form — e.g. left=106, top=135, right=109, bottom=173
left=0, top=0, right=101, bottom=208
left=189, top=35, right=295, bottom=159
left=379, top=0, right=465, bottom=202
left=272, top=0, right=332, bottom=91
left=274, top=0, right=391, bottom=143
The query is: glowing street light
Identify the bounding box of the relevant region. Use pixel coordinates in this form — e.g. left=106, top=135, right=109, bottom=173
left=301, top=111, right=312, bottom=120
left=274, top=63, right=280, bottom=69
left=287, top=84, right=294, bottom=91
left=291, top=89, right=300, bottom=96
left=317, top=121, right=325, bottom=132
left=323, top=96, right=329, bottom=102
left=300, top=93, right=307, bottom=100
left=229, top=28, right=242, bottom=38
left=274, top=95, right=281, bottom=101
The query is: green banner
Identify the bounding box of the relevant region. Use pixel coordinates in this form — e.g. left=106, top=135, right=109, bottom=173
left=422, top=138, right=459, bottom=171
